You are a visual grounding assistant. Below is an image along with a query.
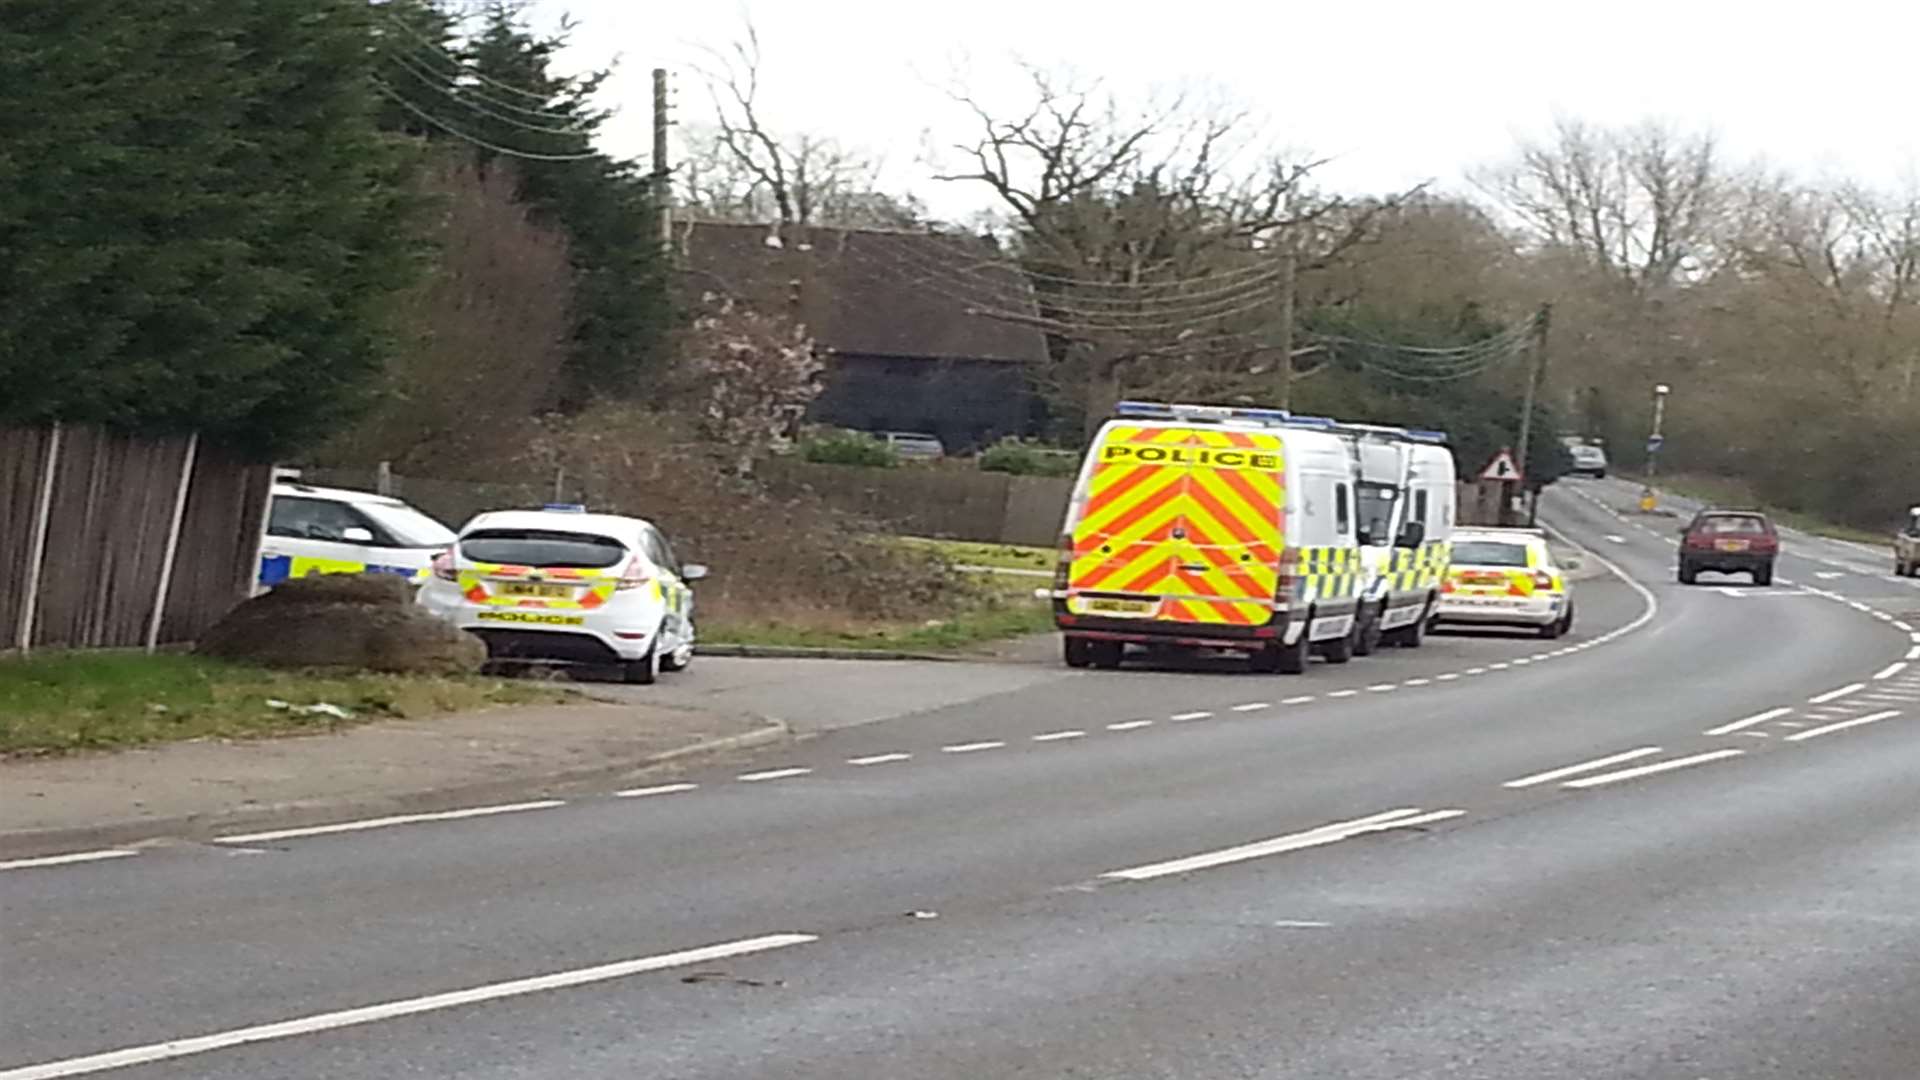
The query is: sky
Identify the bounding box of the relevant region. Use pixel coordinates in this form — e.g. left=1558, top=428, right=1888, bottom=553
left=505, top=0, right=1920, bottom=223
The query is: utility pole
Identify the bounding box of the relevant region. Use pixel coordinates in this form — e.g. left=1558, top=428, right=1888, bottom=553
left=1273, top=240, right=1297, bottom=409
left=651, top=68, right=671, bottom=252
left=1511, top=303, right=1551, bottom=527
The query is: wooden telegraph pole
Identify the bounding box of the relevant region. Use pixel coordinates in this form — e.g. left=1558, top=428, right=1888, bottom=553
left=1511, top=303, right=1551, bottom=525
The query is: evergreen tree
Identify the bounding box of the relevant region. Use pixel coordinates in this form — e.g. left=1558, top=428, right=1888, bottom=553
left=0, top=0, right=421, bottom=455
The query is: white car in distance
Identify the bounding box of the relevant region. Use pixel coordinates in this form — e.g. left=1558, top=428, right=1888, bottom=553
left=417, top=505, right=707, bottom=684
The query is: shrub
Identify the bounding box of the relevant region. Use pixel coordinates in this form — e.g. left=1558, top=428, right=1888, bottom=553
left=801, top=431, right=898, bottom=468
left=978, top=439, right=1078, bottom=478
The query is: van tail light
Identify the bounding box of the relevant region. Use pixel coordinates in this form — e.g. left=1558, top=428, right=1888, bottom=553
left=1053, top=533, right=1073, bottom=591
left=1274, top=551, right=1301, bottom=601
left=615, top=555, right=653, bottom=591
left=431, top=551, right=457, bottom=582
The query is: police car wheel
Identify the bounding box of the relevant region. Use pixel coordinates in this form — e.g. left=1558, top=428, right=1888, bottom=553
left=661, top=626, right=694, bottom=672
left=622, top=638, right=661, bottom=685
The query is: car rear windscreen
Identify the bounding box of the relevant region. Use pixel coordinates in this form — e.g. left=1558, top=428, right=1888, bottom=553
left=1700, top=515, right=1766, bottom=534
left=459, top=529, right=626, bottom=568
left=1451, top=541, right=1530, bottom=567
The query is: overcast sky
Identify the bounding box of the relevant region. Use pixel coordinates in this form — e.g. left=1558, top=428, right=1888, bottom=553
left=511, top=0, right=1920, bottom=223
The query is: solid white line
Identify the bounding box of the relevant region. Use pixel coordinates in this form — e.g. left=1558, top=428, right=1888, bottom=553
left=1705, top=707, right=1793, bottom=736
left=1032, top=730, right=1085, bottom=742
left=215, top=800, right=566, bottom=845
left=1786, top=710, right=1901, bottom=742
left=1230, top=702, right=1271, bottom=713
left=0, top=849, right=138, bottom=872
left=1436, top=673, right=1461, bottom=681
left=1282, top=695, right=1317, bottom=705
left=846, top=753, right=912, bottom=766
left=1169, top=711, right=1212, bottom=721
left=942, top=741, right=1005, bottom=753
left=737, top=767, right=813, bottom=782
left=1875, top=662, right=1908, bottom=681
left=1106, top=720, right=1154, bottom=731
left=1100, top=808, right=1463, bottom=882
left=0, top=933, right=818, bottom=1080
left=1563, top=749, right=1745, bottom=789
left=1328, top=689, right=1358, bottom=698
left=613, top=783, right=698, bottom=798
left=1809, top=683, right=1865, bottom=705
left=1501, top=747, right=1664, bottom=789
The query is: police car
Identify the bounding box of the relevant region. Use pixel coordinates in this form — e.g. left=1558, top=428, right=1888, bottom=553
left=1432, top=527, right=1573, bottom=639
left=416, top=505, right=706, bottom=684
left=260, top=482, right=456, bottom=588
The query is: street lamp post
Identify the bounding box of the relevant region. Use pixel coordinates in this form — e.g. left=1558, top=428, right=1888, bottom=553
left=1641, top=383, right=1671, bottom=512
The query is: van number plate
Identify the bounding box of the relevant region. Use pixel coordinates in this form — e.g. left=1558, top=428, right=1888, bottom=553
left=1085, top=598, right=1155, bottom=616
left=498, top=583, right=572, bottom=598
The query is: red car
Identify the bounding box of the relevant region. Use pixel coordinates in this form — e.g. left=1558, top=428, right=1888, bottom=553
left=1677, top=510, right=1778, bottom=586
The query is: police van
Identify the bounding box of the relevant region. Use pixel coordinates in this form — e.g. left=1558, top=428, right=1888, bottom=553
left=1334, top=423, right=1457, bottom=653
left=1051, top=401, right=1366, bottom=674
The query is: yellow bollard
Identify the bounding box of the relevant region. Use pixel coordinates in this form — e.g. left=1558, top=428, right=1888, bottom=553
left=1639, top=488, right=1657, bottom=513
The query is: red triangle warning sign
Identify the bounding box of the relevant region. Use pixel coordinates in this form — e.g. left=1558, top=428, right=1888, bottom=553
left=1478, top=448, right=1524, bottom=483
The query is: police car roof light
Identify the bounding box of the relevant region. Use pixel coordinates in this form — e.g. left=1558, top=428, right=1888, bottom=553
left=542, top=503, right=588, bottom=513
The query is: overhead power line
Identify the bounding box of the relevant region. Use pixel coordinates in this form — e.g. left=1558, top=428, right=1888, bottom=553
left=377, top=14, right=565, bottom=106
left=372, top=79, right=600, bottom=162
left=381, top=50, right=591, bottom=137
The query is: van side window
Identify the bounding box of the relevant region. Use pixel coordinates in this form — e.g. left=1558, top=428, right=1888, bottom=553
left=1414, top=489, right=1430, bottom=528
left=1335, top=483, right=1352, bottom=536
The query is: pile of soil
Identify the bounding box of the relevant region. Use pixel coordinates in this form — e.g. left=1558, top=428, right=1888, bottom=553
left=197, top=574, right=483, bottom=674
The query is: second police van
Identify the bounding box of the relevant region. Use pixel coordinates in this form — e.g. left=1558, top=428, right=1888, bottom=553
left=1051, top=401, right=1455, bottom=674
left=1337, top=422, right=1457, bottom=652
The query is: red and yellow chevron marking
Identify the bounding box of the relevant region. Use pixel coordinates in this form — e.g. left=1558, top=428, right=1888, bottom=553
left=1067, top=425, right=1286, bottom=626
left=457, top=563, right=619, bottom=610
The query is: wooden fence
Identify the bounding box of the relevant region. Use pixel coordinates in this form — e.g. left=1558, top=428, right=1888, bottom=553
left=0, top=425, right=273, bottom=653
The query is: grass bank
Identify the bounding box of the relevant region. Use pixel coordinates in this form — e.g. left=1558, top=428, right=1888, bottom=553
left=1634, top=472, right=1889, bottom=546
left=0, top=652, right=570, bottom=758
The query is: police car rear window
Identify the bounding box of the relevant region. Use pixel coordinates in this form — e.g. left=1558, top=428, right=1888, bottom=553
left=460, top=529, right=626, bottom=568
left=1451, top=540, right=1530, bottom=567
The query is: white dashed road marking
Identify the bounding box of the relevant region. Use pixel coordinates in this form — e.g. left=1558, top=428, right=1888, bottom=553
left=1106, top=720, right=1154, bottom=731
left=1101, top=808, right=1466, bottom=882
left=737, top=768, right=813, bottom=782
left=614, top=783, right=698, bottom=798
left=1706, top=707, right=1794, bottom=737
left=1230, top=702, right=1271, bottom=713
left=1032, top=730, right=1086, bottom=742
left=1502, top=747, right=1664, bottom=789
left=1562, top=749, right=1746, bottom=789
left=1169, top=711, right=1213, bottom=721
left=215, top=800, right=566, bottom=845
left=942, top=741, right=1006, bottom=754
left=847, top=753, right=912, bottom=766
left=1809, top=683, right=1865, bottom=705
left=1786, top=710, right=1901, bottom=742
left=0, top=849, right=138, bottom=872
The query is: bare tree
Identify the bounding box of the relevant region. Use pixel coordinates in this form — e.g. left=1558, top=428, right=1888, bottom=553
left=688, top=21, right=923, bottom=230
left=1474, top=117, right=1730, bottom=291
left=931, top=65, right=1412, bottom=426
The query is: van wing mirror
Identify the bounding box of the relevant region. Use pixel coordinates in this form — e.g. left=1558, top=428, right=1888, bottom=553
left=1395, top=521, right=1425, bottom=548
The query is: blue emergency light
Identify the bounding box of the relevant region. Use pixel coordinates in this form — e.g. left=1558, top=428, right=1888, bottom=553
left=542, top=503, right=587, bottom=512
left=1113, top=401, right=1292, bottom=425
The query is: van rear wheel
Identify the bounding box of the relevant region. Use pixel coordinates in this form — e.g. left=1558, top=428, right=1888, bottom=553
left=1088, top=640, right=1125, bottom=669
left=1319, top=621, right=1356, bottom=664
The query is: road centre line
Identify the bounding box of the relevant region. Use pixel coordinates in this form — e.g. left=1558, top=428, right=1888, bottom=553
left=215, top=800, right=566, bottom=845
left=1100, top=808, right=1465, bottom=882
left=614, top=783, right=698, bottom=798
left=1282, top=695, right=1316, bottom=704
left=1466, top=668, right=1487, bottom=676
left=1230, top=702, right=1271, bottom=712
left=737, top=767, right=813, bottom=782
left=1786, top=710, right=1901, bottom=742
left=1501, top=747, right=1664, bottom=789
left=1169, top=711, right=1212, bottom=721
left=1896, top=621, right=1914, bottom=632
left=943, top=741, right=1006, bottom=753
left=1106, top=720, right=1154, bottom=731
left=1809, top=683, right=1865, bottom=705
left=1436, top=673, right=1461, bottom=681
left=0, top=933, right=819, bottom=1080
left=846, top=753, right=911, bottom=766
left=1032, top=730, right=1085, bottom=742
left=0, top=849, right=138, bottom=872
left=1368, top=684, right=1397, bottom=692
left=1875, top=661, right=1909, bottom=680
left=1562, top=749, right=1745, bottom=789
left=1404, top=677, right=1431, bottom=686
left=1328, top=689, right=1358, bottom=698
left=1907, top=646, right=1920, bottom=660
left=1704, top=703, right=1789, bottom=734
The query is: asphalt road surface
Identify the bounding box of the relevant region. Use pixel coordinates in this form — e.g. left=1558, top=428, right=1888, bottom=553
left=7, top=480, right=1920, bottom=1079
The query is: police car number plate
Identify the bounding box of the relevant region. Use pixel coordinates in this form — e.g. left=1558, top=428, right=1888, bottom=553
left=498, top=583, right=572, bottom=598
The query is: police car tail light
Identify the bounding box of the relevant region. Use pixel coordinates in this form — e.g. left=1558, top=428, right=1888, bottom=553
left=431, top=551, right=457, bottom=582
left=615, top=555, right=653, bottom=591
left=1531, top=570, right=1554, bottom=589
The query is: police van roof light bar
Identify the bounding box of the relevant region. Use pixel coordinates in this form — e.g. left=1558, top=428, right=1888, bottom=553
left=1113, top=400, right=1292, bottom=426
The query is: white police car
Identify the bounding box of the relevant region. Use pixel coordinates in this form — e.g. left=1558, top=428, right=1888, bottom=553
left=416, top=505, right=706, bottom=684
left=260, top=482, right=456, bottom=589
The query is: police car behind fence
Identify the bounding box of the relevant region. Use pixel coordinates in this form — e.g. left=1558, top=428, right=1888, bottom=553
left=1433, top=527, right=1573, bottom=639
left=260, top=481, right=456, bottom=589
left=416, top=505, right=706, bottom=684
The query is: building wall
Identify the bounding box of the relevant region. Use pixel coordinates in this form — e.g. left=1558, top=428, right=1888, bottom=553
left=809, top=353, right=1037, bottom=453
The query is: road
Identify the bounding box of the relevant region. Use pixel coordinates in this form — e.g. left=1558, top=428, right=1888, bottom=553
left=6, top=478, right=1920, bottom=1079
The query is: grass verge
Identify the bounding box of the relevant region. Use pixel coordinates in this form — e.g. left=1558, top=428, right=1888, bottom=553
left=894, top=536, right=1055, bottom=572
left=1631, top=473, right=1889, bottom=546
left=705, top=597, right=1054, bottom=652
left=0, top=652, right=572, bottom=758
